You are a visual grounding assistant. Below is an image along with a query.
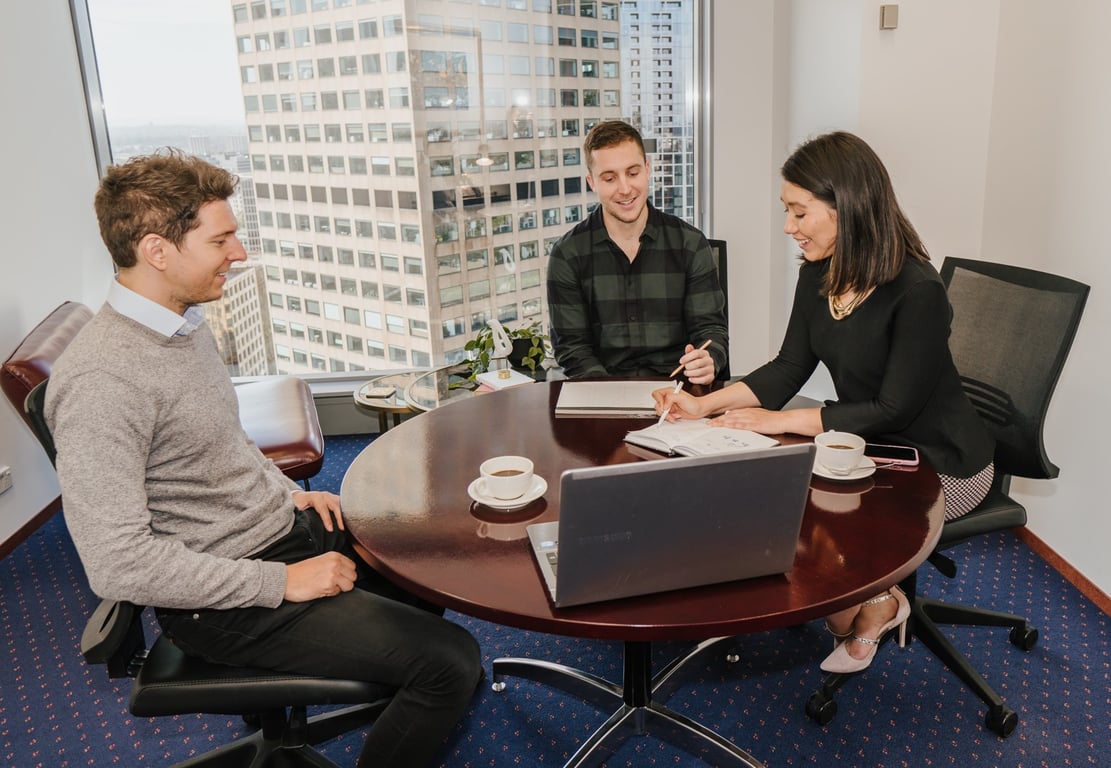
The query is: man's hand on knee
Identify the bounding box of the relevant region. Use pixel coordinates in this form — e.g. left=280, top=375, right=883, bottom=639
left=284, top=552, right=357, bottom=602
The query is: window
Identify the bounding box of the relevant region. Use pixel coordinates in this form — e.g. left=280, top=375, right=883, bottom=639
left=438, top=254, right=461, bottom=274
left=467, top=249, right=489, bottom=269
left=533, top=25, right=553, bottom=44
left=469, top=279, right=490, bottom=301
left=442, top=317, right=466, bottom=338
left=83, top=0, right=700, bottom=376
left=440, top=285, right=464, bottom=307
left=383, top=15, right=403, bottom=35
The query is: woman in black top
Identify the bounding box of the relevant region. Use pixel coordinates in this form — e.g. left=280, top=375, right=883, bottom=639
left=655, top=131, right=995, bottom=673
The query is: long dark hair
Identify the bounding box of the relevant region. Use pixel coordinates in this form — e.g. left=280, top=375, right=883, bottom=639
left=781, top=131, right=929, bottom=296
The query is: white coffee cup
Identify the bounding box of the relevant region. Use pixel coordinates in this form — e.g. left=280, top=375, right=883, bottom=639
left=814, top=431, right=866, bottom=476
left=479, top=455, right=534, bottom=500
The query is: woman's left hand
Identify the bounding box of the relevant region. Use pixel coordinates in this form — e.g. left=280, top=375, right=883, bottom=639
left=708, top=407, right=784, bottom=434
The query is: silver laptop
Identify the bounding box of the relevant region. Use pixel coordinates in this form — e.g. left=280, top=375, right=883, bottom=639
left=527, top=444, right=816, bottom=608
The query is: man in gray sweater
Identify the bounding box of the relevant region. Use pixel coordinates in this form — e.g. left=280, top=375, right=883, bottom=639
left=45, top=151, right=482, bottom=768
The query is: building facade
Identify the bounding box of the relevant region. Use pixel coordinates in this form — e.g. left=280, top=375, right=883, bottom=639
left=233, top=0, right=624, bottom=373
left=621, top=0, right=694, bottom=222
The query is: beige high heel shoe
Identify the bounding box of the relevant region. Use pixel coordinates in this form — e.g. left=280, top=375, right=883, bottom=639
left=823, top=621, right=853, bottom=650
left=820, top=587, right=910, bottom=673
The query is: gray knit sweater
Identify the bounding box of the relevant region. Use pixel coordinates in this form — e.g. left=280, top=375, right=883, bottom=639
left=45, top=305, right=296, bottom=610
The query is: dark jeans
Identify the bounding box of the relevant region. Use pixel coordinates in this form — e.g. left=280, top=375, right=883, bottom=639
left=156, top=510, right=482, bottom=768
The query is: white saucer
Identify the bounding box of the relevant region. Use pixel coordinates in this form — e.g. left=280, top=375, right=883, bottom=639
left=812, top=456, right=876, bottom=482
left=468, top=475, right=547, bottom=510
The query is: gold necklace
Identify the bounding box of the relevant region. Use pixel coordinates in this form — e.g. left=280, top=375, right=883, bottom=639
left=828, top=288, right=873, bottom=320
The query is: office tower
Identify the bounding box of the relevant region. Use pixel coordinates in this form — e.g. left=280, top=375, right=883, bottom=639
left=232, top=0, right=623, bottom=374
left=620, top=0, right=694, bottom=222
left=208, top=262, right=277, bottom=377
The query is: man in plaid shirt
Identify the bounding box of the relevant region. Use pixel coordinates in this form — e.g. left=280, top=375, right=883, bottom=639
left=546, top=121, right=728, bottom=383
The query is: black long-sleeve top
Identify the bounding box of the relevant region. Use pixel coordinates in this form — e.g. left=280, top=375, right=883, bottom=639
left=743, top=258, right=994, bottom=478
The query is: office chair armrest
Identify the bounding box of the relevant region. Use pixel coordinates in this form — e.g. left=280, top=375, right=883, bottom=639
left=80, top=599, right=148, bottom=678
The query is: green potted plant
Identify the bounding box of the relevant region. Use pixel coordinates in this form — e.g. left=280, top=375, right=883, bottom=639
left=463, top=320, right=550, bottom=380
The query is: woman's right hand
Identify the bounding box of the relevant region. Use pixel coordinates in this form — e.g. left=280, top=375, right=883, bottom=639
left=652, top=386, right=705, bottom=421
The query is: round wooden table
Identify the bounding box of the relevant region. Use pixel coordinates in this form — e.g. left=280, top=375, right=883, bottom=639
left=341, top=381, right=945, bottom=767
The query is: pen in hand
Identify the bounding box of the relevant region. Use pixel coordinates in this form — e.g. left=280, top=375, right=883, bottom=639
left=656, top=380, right=684, bottom=427
left=668, top=339, right=713, bottom=378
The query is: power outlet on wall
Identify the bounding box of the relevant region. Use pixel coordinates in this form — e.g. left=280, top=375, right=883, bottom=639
left=0, top=465, right=12, bottom=495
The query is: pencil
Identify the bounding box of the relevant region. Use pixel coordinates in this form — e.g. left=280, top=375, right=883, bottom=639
left=668, top=339, right=713, bottom=378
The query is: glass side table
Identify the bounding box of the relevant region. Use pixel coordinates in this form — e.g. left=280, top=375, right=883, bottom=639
left=353, top=371, right=423, bottom=433
left=404, top=363, right=476, bottom=413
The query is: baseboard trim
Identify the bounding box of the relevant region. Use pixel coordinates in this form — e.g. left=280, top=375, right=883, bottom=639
left=1016, top=527, right=1111, bottom=616
left=0, top=496, right=62, bottom=561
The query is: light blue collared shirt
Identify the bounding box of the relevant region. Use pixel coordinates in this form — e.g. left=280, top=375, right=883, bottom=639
left=106, top=280, right=206, bottom=338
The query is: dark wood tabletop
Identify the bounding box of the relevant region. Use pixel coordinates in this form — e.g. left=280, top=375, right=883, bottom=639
left=341, top=381, right=945, bottom=642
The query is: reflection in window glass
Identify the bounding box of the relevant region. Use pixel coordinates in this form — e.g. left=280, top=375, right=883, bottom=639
left=465, top=218, right=487, bottom=239
left=437, top=254, right=461, bottom=274
left=467, top=249, right=489, bottom=269
left=84, top=0, right=699, bottom=374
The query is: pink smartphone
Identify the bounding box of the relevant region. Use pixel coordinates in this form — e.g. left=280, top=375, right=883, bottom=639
left=864, top=443, right=920, bottom=466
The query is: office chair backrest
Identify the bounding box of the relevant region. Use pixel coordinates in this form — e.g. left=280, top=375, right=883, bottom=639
left=24, top=376, right=152, bottom=676
left=24, top=380, right=56, bottom=467
left=1, top=301, right=93, bottom=434
left=941, top=258, right=1089, bottom=480
left=708, top=239, right=728, bottom=313
left=708, top=238, right=730, bottom=380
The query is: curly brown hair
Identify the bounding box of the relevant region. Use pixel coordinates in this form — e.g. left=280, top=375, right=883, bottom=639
left=94, top=149, right=237, bottom=269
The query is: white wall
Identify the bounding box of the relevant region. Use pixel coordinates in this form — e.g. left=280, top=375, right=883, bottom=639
left=708, top=1, right=789, bottom=377
left=981, top=0, right=1110, bottom=591
left=0, top=3, right=110, bottom=545
left=713, top=0, right=1107, bottom=593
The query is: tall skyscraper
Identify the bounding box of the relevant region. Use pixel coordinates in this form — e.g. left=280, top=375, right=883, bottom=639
left=620, top=0, right=694, bottom=222
left=232, top=0, right=624, bottom=374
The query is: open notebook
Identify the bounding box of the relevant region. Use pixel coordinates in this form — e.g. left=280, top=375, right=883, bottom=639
left=527, top=444, right=816, bottom=607
left=624, top=418, right=779, bottom=456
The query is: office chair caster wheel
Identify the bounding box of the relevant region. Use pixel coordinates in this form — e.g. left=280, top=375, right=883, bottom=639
left=805, top=690, right=837, bottom=725
left=1009, top=624, right=1038, bottom=651
left=491, top=680, right=507, bottom=693
left=725, top=651, right=740, bottom=663
left=985, top=704, right=1018, bottom=737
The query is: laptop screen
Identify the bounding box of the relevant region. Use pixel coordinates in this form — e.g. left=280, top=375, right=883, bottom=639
left=529, top=444, right=816, bottom=607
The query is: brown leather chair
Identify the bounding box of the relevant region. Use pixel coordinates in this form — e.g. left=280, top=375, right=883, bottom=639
left=2, top=301, right=324, bottom=488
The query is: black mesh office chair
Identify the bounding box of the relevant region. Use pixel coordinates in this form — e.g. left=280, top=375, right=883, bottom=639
left=24, top=380, right=394, bottom=767
left=708, top=238, right=730, bottom=381
left=806, top=258, right=1089, bottom=737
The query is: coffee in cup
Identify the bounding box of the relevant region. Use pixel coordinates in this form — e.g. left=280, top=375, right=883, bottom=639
left=479, top=455, right=535, bottom=500
left=814, top=431, right=866, bottom=476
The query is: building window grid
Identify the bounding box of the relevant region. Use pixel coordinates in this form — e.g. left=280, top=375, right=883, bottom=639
left=218, top=0, right=692, bottom=373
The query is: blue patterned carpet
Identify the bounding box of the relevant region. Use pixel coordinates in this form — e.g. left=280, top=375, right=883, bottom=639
left=1, top=434, right=1108, bottom=767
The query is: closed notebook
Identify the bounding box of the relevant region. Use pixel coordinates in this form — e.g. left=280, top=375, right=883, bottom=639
left=624, top=418, right=779, bottom=456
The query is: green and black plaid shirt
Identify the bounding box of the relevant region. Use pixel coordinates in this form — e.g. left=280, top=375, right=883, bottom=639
left=546, top=204, right=728, bottom=379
